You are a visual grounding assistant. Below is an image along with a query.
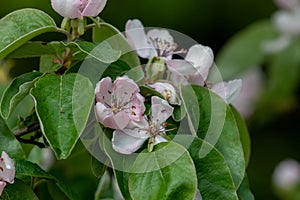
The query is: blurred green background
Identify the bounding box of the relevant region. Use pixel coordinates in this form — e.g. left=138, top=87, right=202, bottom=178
left=1, top=1, right=299, bottom=199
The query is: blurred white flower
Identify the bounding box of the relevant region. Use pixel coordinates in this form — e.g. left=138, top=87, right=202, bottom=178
left=273, top=159, right=300, bottom=190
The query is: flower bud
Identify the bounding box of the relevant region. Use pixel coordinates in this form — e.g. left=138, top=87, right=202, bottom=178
left=145, top=57, right=166, bottom=82
left=51, top=0, right=107, bottom=19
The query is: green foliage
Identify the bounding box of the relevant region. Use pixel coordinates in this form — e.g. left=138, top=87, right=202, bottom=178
left=30, top=73, right=94, bottom=159
left=0, top=8, right=58, bottom=59
left=215, top=20, right=277, bottom=80
left=0, top=5, right=253, bottom=200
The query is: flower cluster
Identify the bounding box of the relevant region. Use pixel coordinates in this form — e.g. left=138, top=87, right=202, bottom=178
left=94, top=19, right=243, bottom=155
left=0, top=152, right=15, bottom=196
left=125, top=19, right=242, bottom=104
left=95, top=76, right=173, bottom=154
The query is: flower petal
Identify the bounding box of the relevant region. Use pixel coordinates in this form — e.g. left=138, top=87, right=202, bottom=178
left=273, top=10, right=300, bottom=35
left=154, top=135, right=168, bottom=145
left=113, top=76, right=140, bottom=106
left=0, top=152, right=15, bottom=184
left=166, top=59, right=198, bottom=75
left=82, top=0, right=107, bottom=17
left=95, top=77, right=113, bottom=103
left=149, top=82, right=181, bottom=105
left=211, top=79, right=242, bottom=104
left=112, top=129, right=149, bottom=155
left=51, top=0, right=82, bottom=18
left=129, top=93, right=146, bottom=121
left=125, top=19, right=157, bottom=58
left=0, top=181, right=6, bottom=196
left=151, top=96, right=173, bottom=124
left=185, top=44, right=214, bottom=81
left=274, top=0, right=300, bottom=10
left=94, top=103, right=129, bottom=129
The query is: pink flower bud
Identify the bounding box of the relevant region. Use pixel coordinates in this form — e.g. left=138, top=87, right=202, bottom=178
left=51, top=0, right=107, bottom=19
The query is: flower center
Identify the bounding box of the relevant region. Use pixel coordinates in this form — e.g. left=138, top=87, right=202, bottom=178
left=148, top=37, right=177, bottom=57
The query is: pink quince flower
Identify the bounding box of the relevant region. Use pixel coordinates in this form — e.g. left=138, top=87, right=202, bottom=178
left=168, top=44, right=214, bottom=86
left=94, top=76, right=145, bottom=130
left=51, top=0, right=107, bottom=19
left=112, top=96, right=173, bottom=155
left=125, top=19, right=185, bottom=60
left=0, top=152, right=15, bottom=196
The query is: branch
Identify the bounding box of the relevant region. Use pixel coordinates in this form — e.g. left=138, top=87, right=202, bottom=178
left=13, top=124, right=40, bottom=137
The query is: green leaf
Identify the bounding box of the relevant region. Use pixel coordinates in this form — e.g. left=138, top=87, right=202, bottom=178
left=180, top=85, right=200, bottom=136
left=230, top=105, right=251, bottom=167
left=174, top=136, right=238, bottom=200
left=1, top=179, right=39, bottom=200
left=237, top=176, right=254, bottom=200
left=14, top=159, right=79, bottom=200
left=265, top=38, right=300, bottom=101
left=30, top=73, right=94, bottom=159
left=0, top=72, right=42, bottom=119
left=7, top=41, right=64, bottom=59
left=181, top=85, right=245, bottom=188
left=15, top=159, right=54, bottom=179
left=93, top=22, right=141, bottom=68
left=215, top=20, right=277, bottom=80
left=128, top=142, right=197, bottom=200
left=70, top=41, right=121, bottom=64
left=0, top=8, right=58, bottom=59
left=0, top=116, right=25, bottom=159
left=39, top=55, right=62, bottom=73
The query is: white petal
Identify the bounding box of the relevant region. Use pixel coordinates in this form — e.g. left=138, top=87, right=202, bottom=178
left=125, top=19, right=157, bottom=58
left=185, top=44, right=214, bottom=81
left=273, top=11, right=300, bottom=35
left=154, top=135, right=168, bottom=145
left=149, top=82, right=181, bottom=105
left=82, top=0, right=107, bottom=17
left=147, top=29, right=174, bottom=45
left=262, top=35, right=291, bottom=53
left=151, top=96, right=173, bottom=124
left=166, top=59, right=198, bottom=75
left=211, top=79, right=242, bottom=104
left=112, top=129, right=148, bottom=155
left=51, top=0, right=82, bottom=18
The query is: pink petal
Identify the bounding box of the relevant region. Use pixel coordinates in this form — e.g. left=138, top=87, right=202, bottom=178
left=211, top=79, right=242, bottom=104
left=94, top=103, right=129, bottom=129
left=125, top=19, right=157, bottom=58
left=51, top=0, right=82, bottom=18
left=113, top=76, right=140, bottom=106
left=274, top=0, right=300, bottom=10
left=151, top=96, right=173, bottom=124
left=129, top=93, right=146, bottom=121
left=82, top=0, right=107, bottom=17
left=0, top=152, right=15, bottom=184
left=166, top=59, right=198, bottom=75
left=112, top=129, right=149, bottom=155
left=95, top=77, right=113, bottom=103
left=0, top=181, right=6, bottom=196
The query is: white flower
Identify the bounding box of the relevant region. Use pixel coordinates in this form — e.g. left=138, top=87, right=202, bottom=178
left=125, top=19, right=184, bottom=60
left=148, top=82, right=181, bottom=105
left=273, top=159, right=300, bottom=190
